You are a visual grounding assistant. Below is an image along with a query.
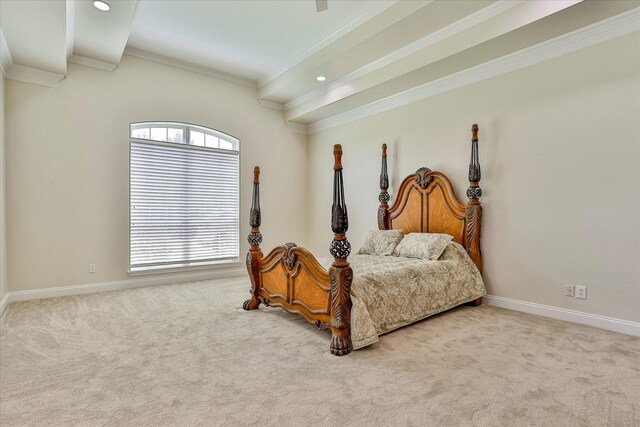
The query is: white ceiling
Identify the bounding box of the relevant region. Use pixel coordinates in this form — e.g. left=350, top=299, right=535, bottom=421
left=0, top=0, right=67, bottom=75
left=1, top=0, right=639, bottom=130
left=127, top=0, right=392, bottom=82
left=74, top=0, right=137, bottom=66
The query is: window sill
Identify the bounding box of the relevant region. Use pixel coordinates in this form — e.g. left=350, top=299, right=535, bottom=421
left=128, top=259, right=242, bottom=276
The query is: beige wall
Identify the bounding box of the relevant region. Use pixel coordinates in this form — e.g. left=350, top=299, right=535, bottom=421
left=308, top=34, right=640, bottom=322
left=6, top=55, right=308, bottom=292
left=4, top=33, right=639, bottom=324
left=0, top=75, right=6, bottom=300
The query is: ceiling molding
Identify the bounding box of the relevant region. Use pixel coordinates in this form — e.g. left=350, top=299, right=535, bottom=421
left=258, top=99, right=285, bottom=111
left=308, top=7, right=640, bottom=134
left=68, top=54, right=118, bottom=71
left=257, top=0, right=396, bottom=88
left=285, top=0, right=524, bottom=110
left=1, top=27, right=65, bottom=87
left=0, top=28, right=13, bottom=76
left=286, top=122, right=309, bottom=135
left=5, top=64, right=65, bottom=88
left=123, top=47, right=258, bottom=88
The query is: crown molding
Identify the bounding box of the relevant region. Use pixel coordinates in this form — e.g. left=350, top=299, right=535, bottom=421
left=286, top=121, right=309, bottom=135
left=1, top=26, right=66, bottom=87
left=4, top=64, right=65, bottom=88
left=258, top=99, right=285, bottom=111
left=124, top=47, right=258, bottom=88
left=258, top=0, right=396, bottom=88
left=68, top=54, right=118, bottom=71
left=285, top=0, right=524, bottom=110
left=308, top=7, right=640, bottom=134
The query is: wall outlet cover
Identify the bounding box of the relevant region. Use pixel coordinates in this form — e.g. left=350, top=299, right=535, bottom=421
left=575, top=285, right=586, bottom=299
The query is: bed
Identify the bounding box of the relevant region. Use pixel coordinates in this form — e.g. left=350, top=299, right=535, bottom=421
left=243, top=125, right=485, bottom=356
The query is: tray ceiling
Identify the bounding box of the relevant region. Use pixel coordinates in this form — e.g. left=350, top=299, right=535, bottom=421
left=1, top=0, right=638, bottom=131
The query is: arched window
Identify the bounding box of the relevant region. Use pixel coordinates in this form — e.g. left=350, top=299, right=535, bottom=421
left=129, top=122, right=239, bottom=272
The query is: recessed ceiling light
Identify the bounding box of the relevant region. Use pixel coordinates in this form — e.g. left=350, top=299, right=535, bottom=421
left=93, top=0, right=111, bottom=12
left=316, top=76, right=327, bottom=82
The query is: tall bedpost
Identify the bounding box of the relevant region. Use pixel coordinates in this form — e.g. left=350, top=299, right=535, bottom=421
left=328, top=144, right=353, bottom=356
left=378, top=143, right=390, bottom=230
left=243, top=166, right=264, bottom=311
left=466, top=124, right=483, bottom=275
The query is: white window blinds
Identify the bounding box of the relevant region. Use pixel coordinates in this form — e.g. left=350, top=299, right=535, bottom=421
left=130, top=124, right=239, bottom=272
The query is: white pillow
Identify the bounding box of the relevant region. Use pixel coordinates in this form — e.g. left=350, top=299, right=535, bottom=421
left=357, top=230, right=404, bottom=255
left=392, top=233, right=453, bottom=260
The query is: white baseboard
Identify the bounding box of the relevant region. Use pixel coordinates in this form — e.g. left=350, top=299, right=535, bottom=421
left=0, top=267, right=246, bottom=317
left=484, top=295, right=640, bottom=337
left=0, top=292, right=9, bottom=318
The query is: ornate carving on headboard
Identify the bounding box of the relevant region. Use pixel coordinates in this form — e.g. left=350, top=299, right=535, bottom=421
left=375, top=124, right=483, bottom=273
left=414, top=167, right=434, bottom=189
left=283, top=242, right=298, bottom=270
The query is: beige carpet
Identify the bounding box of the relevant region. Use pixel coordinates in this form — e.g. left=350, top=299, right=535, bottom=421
left=1, top=278, right=638, bottom=427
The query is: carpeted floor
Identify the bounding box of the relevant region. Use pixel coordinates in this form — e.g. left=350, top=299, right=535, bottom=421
left=1, top=278, right=638, bottom=427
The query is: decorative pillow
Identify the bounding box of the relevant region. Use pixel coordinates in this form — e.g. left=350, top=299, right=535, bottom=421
left=357, top=230, right=404, bottom=255
left=392, top=233, right=453, bottom=260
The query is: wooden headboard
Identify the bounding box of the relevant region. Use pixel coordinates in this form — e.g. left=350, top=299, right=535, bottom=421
left=377, top=125, right=483, bottom=272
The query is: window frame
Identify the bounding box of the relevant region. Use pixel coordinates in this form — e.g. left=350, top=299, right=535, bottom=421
left=128, top=121, right=242, bottom=275
left=129, top=121, right=239, bottom=151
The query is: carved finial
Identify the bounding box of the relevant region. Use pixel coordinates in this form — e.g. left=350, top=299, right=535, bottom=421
left=248, top=166, right=262, bottom=246
left=378, top=143, right=390, bottom=229
left=333, top=144, right=343, bottom=170
left=330, top=144, right=350, bottom=259
left=380, top=144, right=389, bottom=191
left=467, top=124, right=482, bottom=201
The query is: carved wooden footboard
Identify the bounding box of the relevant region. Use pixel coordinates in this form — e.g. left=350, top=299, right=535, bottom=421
left=243, top=125, right=484, bottom=356
left=243, top=146, right=353, bottom=356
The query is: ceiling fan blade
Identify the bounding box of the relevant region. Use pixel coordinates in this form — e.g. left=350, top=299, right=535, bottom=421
left=316, top=0, right=328, bottom=12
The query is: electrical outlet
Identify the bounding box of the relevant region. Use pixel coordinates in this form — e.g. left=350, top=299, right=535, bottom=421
left=89, top=264, right=96, bottom=274
left=565, top=285, right=575, bottom=297
left=575, top=285, right=586, bottom=299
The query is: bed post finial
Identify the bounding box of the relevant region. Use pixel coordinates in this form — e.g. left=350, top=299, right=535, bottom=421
left=248, top=166, right=262, bottom=246
left=243, top=166, right=264, bottom=311
left=378, top=143, right=390, bottom=229
left=466, top=124, right=483, bottom=275
left=329, top=144, right=353, bottom=356
left=468, top=124, right=481, bottom=196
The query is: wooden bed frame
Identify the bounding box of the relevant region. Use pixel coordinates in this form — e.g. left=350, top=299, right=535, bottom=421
left=243, top=125, right=483, bottom=356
